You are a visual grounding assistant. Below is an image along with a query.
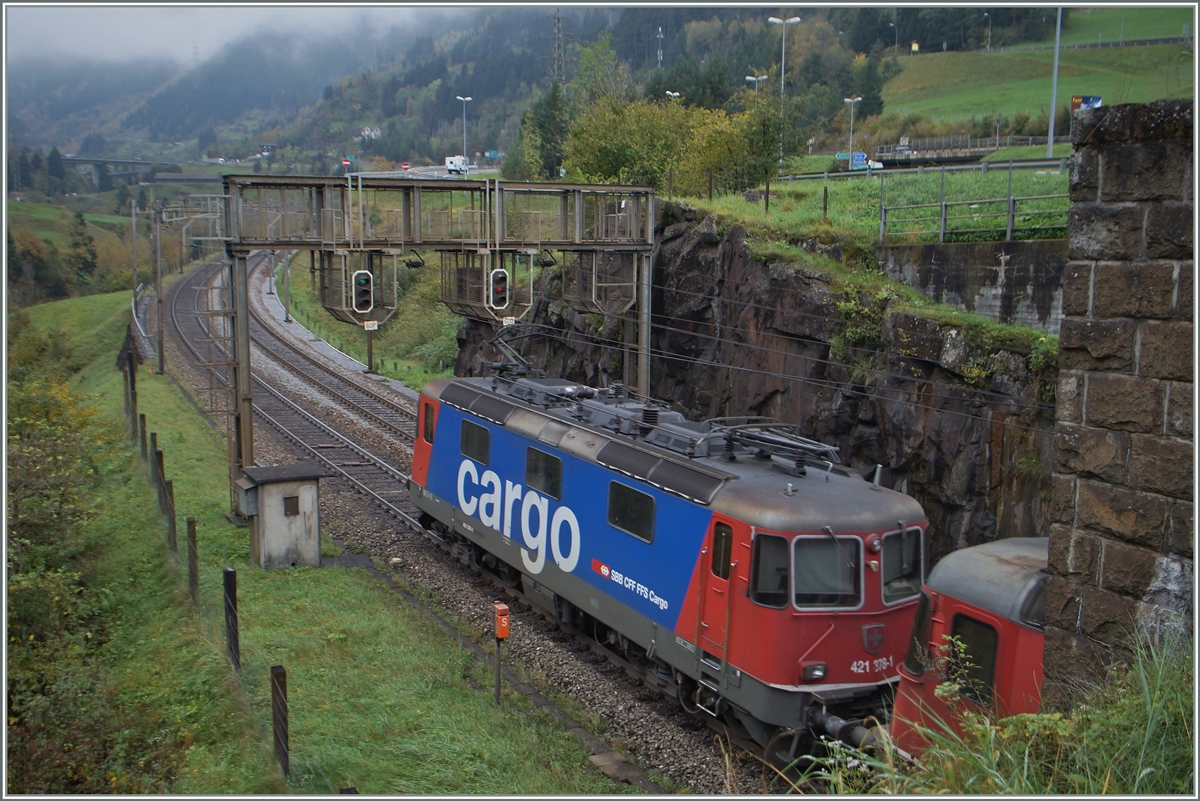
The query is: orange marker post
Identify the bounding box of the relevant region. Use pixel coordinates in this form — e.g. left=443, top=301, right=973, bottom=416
left=494, top=601, right=509, bottom=705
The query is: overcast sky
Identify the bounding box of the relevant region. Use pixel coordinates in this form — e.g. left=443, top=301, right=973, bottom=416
left=4, top=4, right=465, bottom=63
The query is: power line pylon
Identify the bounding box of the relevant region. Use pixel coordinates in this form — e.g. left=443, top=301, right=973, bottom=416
left=540, top=8, right=573, bottom=84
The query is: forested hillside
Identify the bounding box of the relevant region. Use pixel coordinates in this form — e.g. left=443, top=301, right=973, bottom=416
left=8, top=7, right=1072, bottom=165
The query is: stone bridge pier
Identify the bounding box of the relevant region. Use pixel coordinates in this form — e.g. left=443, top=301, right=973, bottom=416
left=1045, top=99, right=1193, bottom=703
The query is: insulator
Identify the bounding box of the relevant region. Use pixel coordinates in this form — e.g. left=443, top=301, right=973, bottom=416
left=642, top=406, right=659, bottom=428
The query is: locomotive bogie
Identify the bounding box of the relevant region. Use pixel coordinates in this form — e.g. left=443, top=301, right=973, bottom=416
left=411, top=376, right=932, bottom=753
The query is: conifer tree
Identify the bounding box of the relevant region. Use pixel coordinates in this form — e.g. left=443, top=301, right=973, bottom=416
left=47, top=147, right=66, bottom=180
left=67, top=213, right=98, bottom=281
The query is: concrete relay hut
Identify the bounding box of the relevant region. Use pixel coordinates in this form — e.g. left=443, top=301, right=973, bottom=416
left=235, top=464, right=327, bottom=569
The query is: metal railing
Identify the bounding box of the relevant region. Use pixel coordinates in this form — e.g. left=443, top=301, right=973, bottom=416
left=875, top=135, right=1069, bottom=157
left=978, top=36, right=1189, bottom=53
left=782, top=157, right=1067, bottom=182
left=880, top=192, right=1068, bottom=243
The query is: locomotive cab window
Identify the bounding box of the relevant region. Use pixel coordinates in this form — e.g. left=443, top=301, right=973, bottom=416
left=711, top=523, right=732, bottom=580
left=750, top=534, right=789, bottom=608
left=793, top=534, right=862, bottom=608
left=461, top=420, right=489, bottom=464
left=526, top=448, right=562, bottom=500
left=422, top=402, right=436, bottom=444
left=949, top=614, right=999, bottom=704
left=608, top=482, right=654, bottom=543
left=882, top=526, right=924, bottom=604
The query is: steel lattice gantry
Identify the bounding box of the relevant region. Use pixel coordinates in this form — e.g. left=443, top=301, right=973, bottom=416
left=219, top=174, right=656, bottom=514
left=222, top=175, right=654, bottom=321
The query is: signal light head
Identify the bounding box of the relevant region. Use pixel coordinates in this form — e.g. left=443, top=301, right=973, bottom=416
left=489, top=268, right=510, bottom=309
left=352, top=269, right=373, bottom=313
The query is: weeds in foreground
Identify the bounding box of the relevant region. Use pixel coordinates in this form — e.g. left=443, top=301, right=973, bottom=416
left=797, top=628, right=1193, bottom=794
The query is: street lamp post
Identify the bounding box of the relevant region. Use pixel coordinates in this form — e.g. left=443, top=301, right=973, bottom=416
left=889, top=22, right=898, bottom=56
left=665, top=90, right=680, bottom=99
left=984, top=12, right=992, bottom=52
left=456, top=95, right=472, bottom=173
left=767, top=16, right=801, bottom=108
left=1047, top=7, right=1062, bottom=158
left=767, top=15, right=801, bottom=173
left=745, top=74, right=767, bottom=96
left=844, top=96, right=862, bottom=170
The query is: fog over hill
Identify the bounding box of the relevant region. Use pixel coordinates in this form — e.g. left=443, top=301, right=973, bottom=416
left=5, top=6, right=473, bottom=150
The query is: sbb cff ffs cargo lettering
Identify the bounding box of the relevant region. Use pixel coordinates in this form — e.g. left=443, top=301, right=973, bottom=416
left=410, top=375, right=930, bottom=757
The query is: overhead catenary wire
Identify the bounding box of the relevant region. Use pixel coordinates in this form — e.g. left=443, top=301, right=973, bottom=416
left=474, top=276, right=1059, bottom=414
left=627, top=278, right=1058, bottom=409
left=457, top=312, right=1056, bottom=436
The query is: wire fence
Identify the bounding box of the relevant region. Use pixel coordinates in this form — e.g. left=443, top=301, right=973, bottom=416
left=881, top=192, right=1069, bottom=243
left=119, top=330, right=287, bottom=781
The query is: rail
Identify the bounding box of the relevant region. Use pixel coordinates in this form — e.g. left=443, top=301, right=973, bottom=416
left=880, top=192, right=1068, bottom=243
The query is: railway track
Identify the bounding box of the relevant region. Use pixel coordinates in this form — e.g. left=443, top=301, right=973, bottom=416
left=167, top=254, right=423, bottom=527
left=247, top=297, right=417, bottom=444
left=165, top=256, right=787, bottom=792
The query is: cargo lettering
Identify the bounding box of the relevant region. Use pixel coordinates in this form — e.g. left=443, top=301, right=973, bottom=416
left=457, top=458, right=579, bottom=575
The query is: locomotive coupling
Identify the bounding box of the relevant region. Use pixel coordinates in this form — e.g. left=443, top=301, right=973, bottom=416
left=809, top=709, right=878, bottom=750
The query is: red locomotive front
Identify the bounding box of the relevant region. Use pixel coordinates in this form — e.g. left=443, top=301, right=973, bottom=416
left=891, top=537, right=1048, bottom=756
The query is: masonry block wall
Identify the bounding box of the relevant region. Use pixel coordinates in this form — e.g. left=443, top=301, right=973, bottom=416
left=1046, top=99, right=1193, bottom=701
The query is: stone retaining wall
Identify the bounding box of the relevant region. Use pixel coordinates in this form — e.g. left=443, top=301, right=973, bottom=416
left=876, top=240, right=1066, bottom=334
left=1045, top=99, right=1193, bottom=702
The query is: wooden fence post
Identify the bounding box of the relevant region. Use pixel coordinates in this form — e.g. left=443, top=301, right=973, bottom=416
left=224, top=568, right=240, bottom=671
left=271, top=666, right=289, bottom=777
left=165, top=480, right=177, bottom=552
left=187, top=517, right=198, bottom=606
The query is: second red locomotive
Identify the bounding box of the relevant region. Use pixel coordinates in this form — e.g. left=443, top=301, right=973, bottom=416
left=409, top=375, right=930, bottom=756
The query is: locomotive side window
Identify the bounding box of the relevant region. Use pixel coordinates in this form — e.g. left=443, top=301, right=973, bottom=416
left=903, top=590, right=933, bottom=675
left=711, top=523, right=732, bottom=580
left=608, top=482, right=654, bottom=542
left=422, top=402, right=436, bottom=444
left=949, top=614, right=999, bottom=704
left=793, top=536, right=862, bottom=608
left=461, top=420, right=490, bottom=464
left=750, top=534, right=789, bottom=608
left=882, top=526, right=924, bottom=604
left=526, top=448, right=562, bottom=500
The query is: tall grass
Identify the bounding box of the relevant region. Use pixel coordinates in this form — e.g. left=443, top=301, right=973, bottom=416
left=797, top=629, right=1194, bottom=794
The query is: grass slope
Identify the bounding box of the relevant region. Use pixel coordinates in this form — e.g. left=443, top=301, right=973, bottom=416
left=886, top=44, right=1192, bottom=119
left=8, top=200, right=79, bottom=249
left=17, top=290, right=629, bottom=794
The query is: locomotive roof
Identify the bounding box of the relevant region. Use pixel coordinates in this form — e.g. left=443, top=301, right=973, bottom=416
left=926, top=537, right=1048, bottom=629
left=425, top=376, right=926, bottom=531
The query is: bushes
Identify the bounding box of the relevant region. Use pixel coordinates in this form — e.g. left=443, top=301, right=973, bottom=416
left=5, top=314, right=182, bottom=792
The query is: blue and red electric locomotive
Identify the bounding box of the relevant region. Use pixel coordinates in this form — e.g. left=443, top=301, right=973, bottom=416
left=409, top=375, right=930, bottom=755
